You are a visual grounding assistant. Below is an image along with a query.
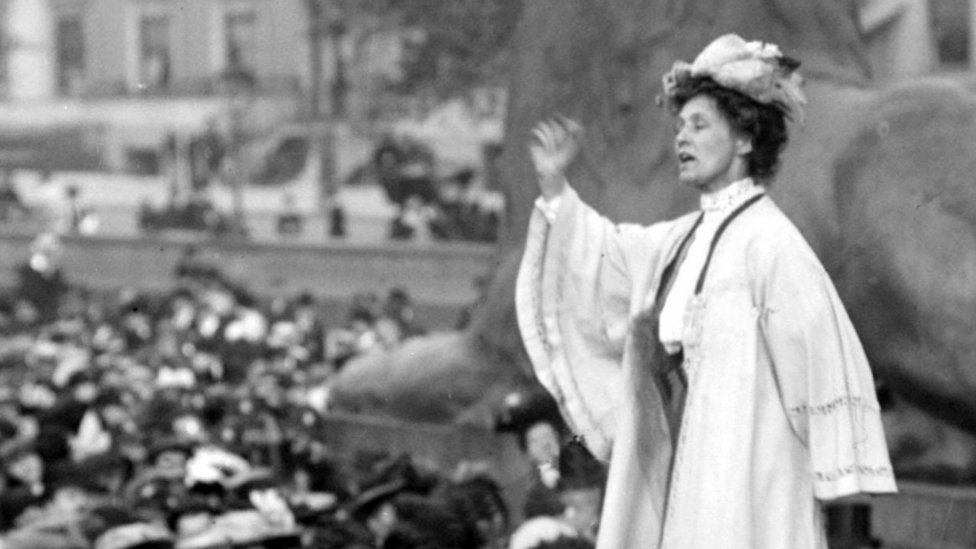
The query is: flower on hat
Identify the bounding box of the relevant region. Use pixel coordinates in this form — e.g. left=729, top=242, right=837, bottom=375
left=745, top=39, right=783, bottom=61
left=661, top=34, right=807, bottom=124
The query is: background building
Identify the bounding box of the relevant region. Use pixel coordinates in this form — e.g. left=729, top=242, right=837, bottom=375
left=47, top=0, right=306, bottom=99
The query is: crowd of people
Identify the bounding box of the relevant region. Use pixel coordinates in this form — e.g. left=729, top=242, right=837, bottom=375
left=373, top=137, right=503, bottom=244
left=0, top=236, right=605, bottom=549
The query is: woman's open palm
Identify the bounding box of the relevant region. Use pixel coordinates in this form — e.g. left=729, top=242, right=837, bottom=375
left=530, top=116, right=583, bottom=199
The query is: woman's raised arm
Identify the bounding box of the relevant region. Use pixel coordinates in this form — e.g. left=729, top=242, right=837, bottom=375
left=529, top=116, right=584, bottom=200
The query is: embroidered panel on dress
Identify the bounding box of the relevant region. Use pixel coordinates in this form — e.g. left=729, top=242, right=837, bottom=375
left=681, top=295, right=707, bottom=377
left=532, top=229, right=554, bottom=360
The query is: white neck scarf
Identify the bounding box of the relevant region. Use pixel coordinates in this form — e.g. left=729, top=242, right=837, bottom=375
left=658, top=178, right=764, bottom=354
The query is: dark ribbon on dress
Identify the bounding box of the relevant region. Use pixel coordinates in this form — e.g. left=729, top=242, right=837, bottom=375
left=694, top=193, right=766, bottom=295
left=641, top=192, right=766, bottom=449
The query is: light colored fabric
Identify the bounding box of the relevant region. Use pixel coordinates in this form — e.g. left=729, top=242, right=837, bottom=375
left=516, top=187, right=897, bottom=549
left=659, top=178, right=763, bottom=353
left=517, top=186, right=695, bottom=461
left=508, top=517, right=579, bottom=549
left=698, top=176, right=762, bottom=213
left=535, top=187, right=567, bottom=222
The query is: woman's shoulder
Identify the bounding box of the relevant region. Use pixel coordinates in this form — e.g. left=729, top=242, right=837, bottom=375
left=735, top=196, right=825, bottom=266
left=667, top=209, right=705, bottom=235
left=616, top=206, right=702, bottom=248
left=734, top=195, right=804, bottom=237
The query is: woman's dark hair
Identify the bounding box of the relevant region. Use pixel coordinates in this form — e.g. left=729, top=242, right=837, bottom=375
left=669, top=75, right=789, bottom=182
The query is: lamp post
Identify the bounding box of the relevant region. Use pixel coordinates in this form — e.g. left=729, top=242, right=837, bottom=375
left=306, top=0, right=349, bottom=237
left=306, top=0, right=324, bottom=119
left=220, top=67, right=255, bottom=238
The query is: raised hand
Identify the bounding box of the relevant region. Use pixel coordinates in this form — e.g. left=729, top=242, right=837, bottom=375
left=529, top=116, right=584, bottom=199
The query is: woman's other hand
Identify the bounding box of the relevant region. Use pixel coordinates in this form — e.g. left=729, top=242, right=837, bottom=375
left=530, top=116, right=583, bottom=199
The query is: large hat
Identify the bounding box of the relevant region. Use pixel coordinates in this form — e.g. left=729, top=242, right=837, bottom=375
left=495, top=387, right=567, bottom=440
left=174, top=510, right=300, bottom=549
left=661, top=34, right=807, bottom=123
left=343, top=453, right=439, bottom=520
left=345, top=478, right=408, bottom=520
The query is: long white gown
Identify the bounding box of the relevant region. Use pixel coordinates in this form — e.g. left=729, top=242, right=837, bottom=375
left=515, top=183, right=897, bottom=549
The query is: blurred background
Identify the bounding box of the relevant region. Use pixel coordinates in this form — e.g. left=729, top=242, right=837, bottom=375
left=0, top=0, right=509, bottom=247
left=0, top=0, right=975, bottom=548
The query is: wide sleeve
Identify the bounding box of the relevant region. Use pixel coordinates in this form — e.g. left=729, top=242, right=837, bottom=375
left=757, top=233, right=898, bottom=500
left=516, top=186, right=678, bottom=461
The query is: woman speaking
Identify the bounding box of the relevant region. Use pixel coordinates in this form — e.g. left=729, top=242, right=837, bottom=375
left=516, top=34, right=896, bottom=549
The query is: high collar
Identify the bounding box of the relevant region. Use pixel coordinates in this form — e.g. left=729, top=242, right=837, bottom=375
left=700, top=178, right=763, bottom=214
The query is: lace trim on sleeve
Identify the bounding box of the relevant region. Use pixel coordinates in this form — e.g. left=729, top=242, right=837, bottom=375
left=787, top=395, right=879, bottom=416
left=814, top=464, right=893, bottom=483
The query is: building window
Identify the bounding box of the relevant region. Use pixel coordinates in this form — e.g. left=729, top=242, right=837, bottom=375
left=56, top=14, right=85, bottom=95
left=139, top=13, right=171, bottom=90
left=930, top=0, right=971, bottom=67
left=224, top=10, right=257, bottom=76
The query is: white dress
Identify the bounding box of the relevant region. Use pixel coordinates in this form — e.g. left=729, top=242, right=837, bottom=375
left=516, top=183, right=897, bottom=549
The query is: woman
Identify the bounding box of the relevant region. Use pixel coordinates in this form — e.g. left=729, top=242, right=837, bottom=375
left=516, top=34, right=896, bottom=549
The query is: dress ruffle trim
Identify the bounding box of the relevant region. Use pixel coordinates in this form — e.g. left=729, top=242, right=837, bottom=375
left=515, top=195, right=615, bottom=461
left=787, top=395, right=880, bottom=416
left=814, top=464, right=893, bottom=484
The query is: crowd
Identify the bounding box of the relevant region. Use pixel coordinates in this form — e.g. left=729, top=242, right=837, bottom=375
left=0, top=235, right=605, bottom=549
left=373, top=137, right=503, bottom=244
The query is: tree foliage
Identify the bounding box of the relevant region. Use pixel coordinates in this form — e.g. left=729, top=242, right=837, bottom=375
left=385, top=0, right=523, bottom=98
left=306, top=0, right=522, bottom=114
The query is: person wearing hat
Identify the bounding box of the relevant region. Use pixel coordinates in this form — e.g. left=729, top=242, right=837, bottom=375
left=517, top=34, right=896, bottom=548
left=551, top=442, right=605, bottom=543
left=1, top=463, right=111, bottom=549
left=337, top=452, right=447, bottom=548
left=379, top=492, right=471, bottom=549
left=496, top=389, right=568, bottom=521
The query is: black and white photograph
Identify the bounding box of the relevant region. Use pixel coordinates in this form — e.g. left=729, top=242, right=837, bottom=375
left=0, top=1, right=975, bottom=548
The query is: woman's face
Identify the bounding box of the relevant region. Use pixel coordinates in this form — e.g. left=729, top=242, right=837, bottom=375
left=674, top=95, right=751, bottom=193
